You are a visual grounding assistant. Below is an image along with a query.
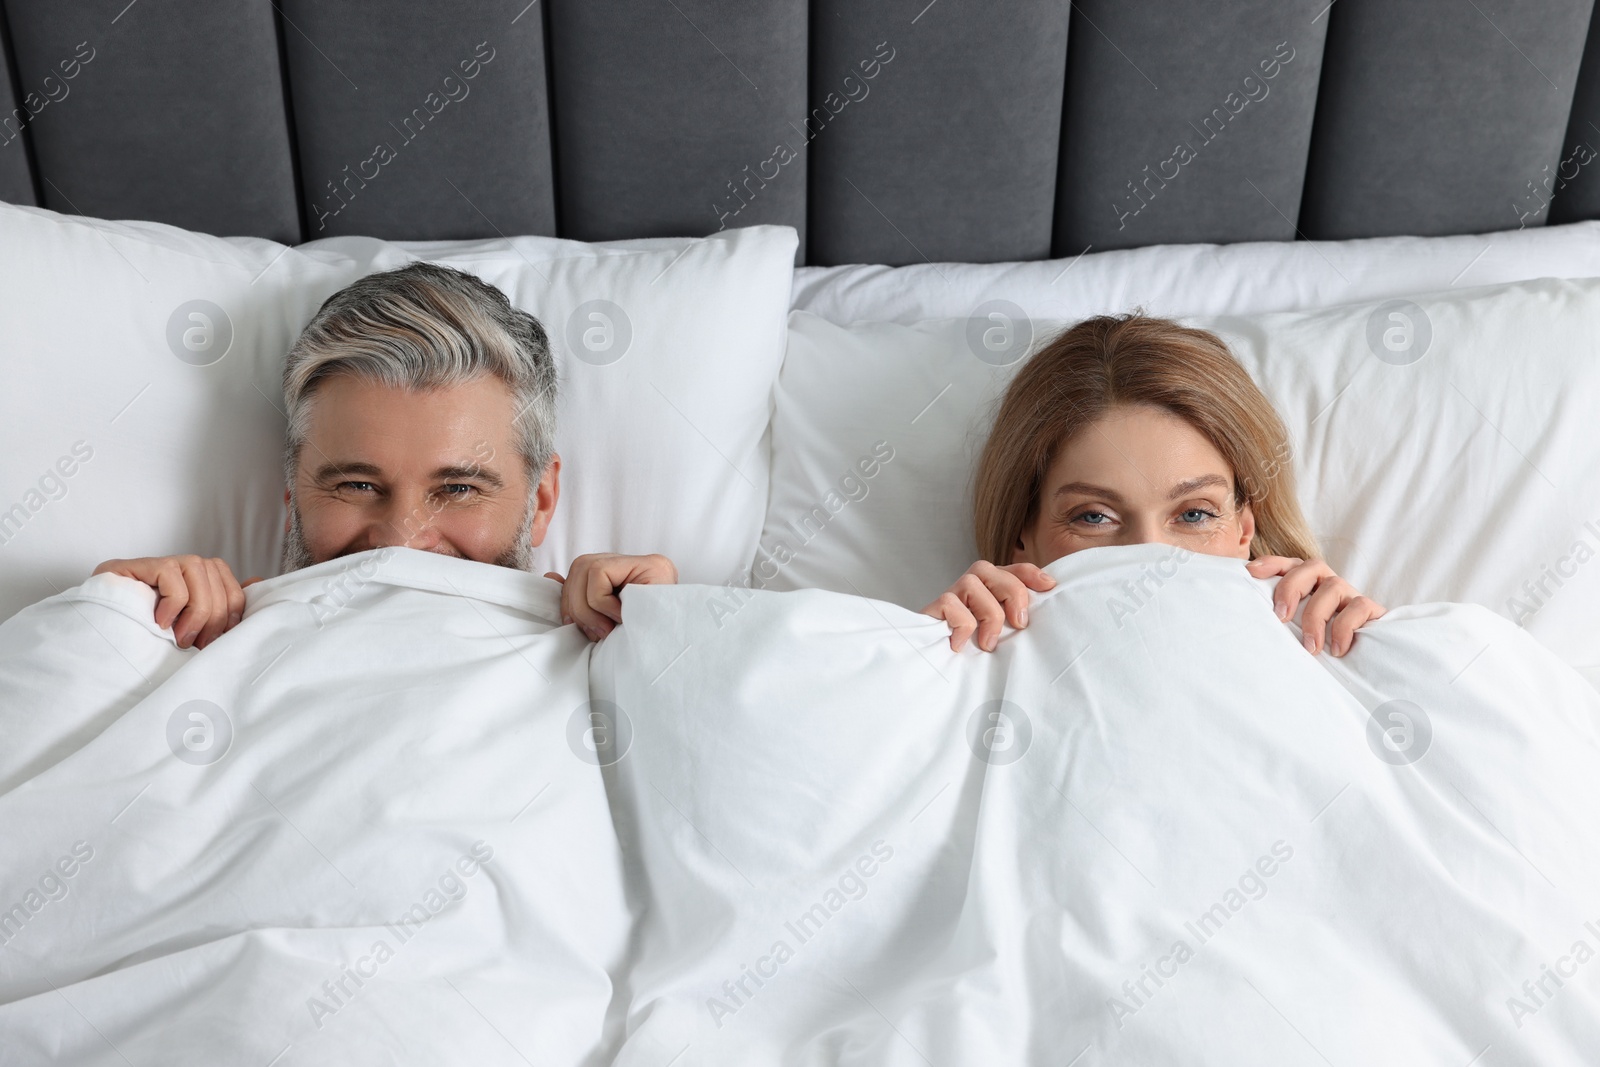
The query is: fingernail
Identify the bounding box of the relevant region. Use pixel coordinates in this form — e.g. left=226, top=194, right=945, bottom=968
left=983, top=634, right=996, bottom=651
left=1018, top=609, right=1028, bottom=627
left=1277, top=602, right=1289, bottom=621
left=228, top=612, right=241, bottom=628
left=1302, top=633, right=1316, bottom=654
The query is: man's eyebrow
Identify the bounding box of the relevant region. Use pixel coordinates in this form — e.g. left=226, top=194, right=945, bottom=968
left=433, top=464, right=505, bottom=489
left=310, top=461, right=506, bottom=490
left=1052, top=481, right=1125, bottom=502
left=312, top=461, right=383, bottom=483
left=1167, top=474, right=1232, bottom=500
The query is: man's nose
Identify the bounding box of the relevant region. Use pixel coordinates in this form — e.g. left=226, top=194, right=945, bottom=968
left=367, top=490, right=444, bottom=551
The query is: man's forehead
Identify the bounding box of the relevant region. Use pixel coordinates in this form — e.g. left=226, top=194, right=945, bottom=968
left=308, top=375, right=516, bottom=438
left=301, top=374, right=521, bottom=476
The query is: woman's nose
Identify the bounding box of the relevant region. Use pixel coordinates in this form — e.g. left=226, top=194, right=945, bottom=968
left=1122, top=516, right=1166, bottom=546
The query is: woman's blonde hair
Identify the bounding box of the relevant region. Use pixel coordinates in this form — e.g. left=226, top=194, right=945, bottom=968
left=973, top=313, right=1318, bottom=564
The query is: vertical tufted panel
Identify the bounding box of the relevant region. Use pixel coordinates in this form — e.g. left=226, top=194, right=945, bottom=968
left=1300, top=0, right=1593, bottom=240
left=1053, top=0, right=1327, bottom=255
left=807, top=0, right=1069, bottom=267
left=0, top=11, right=36, bottom=205
left=3, top=0, right=299, bottom=241
left=1550, top=3, right=1600, bottom=225
left=547, top=0, right=808, bottom=254
left=281, top=0, right=555, bottom=242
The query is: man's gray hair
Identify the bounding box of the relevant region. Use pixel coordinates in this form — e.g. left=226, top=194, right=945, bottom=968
left=281, top=262, right=558, bottom=490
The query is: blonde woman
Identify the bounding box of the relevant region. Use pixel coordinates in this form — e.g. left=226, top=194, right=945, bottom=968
left=923, top=314, right=1385, bottom=655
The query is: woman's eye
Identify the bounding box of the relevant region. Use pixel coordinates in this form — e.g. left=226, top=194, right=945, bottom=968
left=1072, top=510, right=1112, bottom=526
left=1178, top=507, right=1220, bottom=524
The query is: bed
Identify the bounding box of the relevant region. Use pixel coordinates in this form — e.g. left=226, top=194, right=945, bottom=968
left=4, top=2, right=1600, bottom=1064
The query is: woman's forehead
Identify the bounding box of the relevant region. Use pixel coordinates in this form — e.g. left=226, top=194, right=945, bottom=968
left=1050, top=406, right=1232, bottom=495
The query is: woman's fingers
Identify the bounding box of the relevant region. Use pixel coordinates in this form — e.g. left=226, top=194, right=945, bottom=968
left=1297, top=574, right=1353, bottom=655
left=920, top=560, right=1060, bottom=653
left=925, top=591, right=979, bottom=652
left=1327, top=595, right=1386, bottom=657
left=1007, top=562, right=1058, bottom=594
left=1245, top=555, right=1302, bottom=579
left=1252, top=556, right=1388, bottom=657
left=1263, top=558, right=1327, bottom=624
left=951, top=574, right=1006, bottom=652
left=968, top=562, right=1035, bottom=629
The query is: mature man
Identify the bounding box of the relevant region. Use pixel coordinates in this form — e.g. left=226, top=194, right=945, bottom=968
left=93, top=263, right=672, bottom=649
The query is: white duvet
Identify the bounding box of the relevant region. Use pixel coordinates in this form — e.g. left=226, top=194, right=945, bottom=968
left=4, top=544, right=1600, bottom=1066
left=593, top=543, right=1600, bottom=1066
left=0, top=548, right=630, bottom=1066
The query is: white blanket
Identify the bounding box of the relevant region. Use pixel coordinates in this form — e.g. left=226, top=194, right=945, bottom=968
left=0, top=548, right=630, bottom=1066
left=592, top=543, right=1600, bottom=1066
left=6, top=543, right=1600, bottom=1066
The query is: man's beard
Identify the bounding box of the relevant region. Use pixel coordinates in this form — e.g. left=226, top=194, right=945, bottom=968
left=280, top=495, right=538, bottom=575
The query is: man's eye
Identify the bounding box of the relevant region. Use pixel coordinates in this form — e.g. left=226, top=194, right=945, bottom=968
left=439, top=484, right=475, bottom=498
left=339, top=481, right=376, bottom=493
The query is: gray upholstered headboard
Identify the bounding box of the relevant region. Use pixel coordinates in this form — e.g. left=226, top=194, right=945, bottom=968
left=2, top=0, right=1598, bottom=266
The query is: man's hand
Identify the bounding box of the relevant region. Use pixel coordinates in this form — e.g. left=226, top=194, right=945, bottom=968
left=546, top=553, right=678, bottom=642
left=91, top=555, right=262, bottom=650
left=920, top=561, right=1057, bottom=652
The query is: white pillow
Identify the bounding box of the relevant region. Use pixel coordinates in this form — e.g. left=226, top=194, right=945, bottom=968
left=381, top=227, right=797, bottom=586
left=0, top=202, right=796, bottom=621
left=762, top=279, right=1600, bottom=688
left=791, top=220, right=1600, bottom=325
left=0, top=204, right=364, bottom=623
left=756, top=314, right=1012, bottom=609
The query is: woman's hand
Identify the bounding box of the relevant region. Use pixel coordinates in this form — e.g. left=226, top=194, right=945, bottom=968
left=1246, top=556, right=1385, bottom=657
left=547, top=553, right=678, bottom=642
left=920, top=561, right=1057, bottom=652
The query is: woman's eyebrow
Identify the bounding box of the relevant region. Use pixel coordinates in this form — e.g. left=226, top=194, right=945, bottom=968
left=1052, top=481, right=1124, bottom=501
left=1167, top=474, right=1231, bottom=499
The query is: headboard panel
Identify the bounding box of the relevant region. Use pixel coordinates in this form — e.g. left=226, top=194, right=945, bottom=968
left=1300, top=0, right=1593, bottom=240
left=2, top=0, right=1600, bottom=264
left=1054, top=0, right=1326, bottom=253
left=0, top=10, right=29, bottom=207
left=550, top=0, right=808, bottom=247
left=3, top=0, right=300, bottom=241
left=808, top=0, right=1069, bottom=265
left=281, top=1, right=555, bottom=241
